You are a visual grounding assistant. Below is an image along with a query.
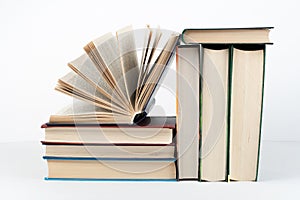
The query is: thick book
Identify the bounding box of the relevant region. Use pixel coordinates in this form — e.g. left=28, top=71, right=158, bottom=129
left=182, top=27, right=273, bottom=44
left=52, top=25, right=179, bottom=124
left=229, top=44, right=266, bottom=181
left=176, top=44, right=200, bottom=181
left=41, top=116, right=176, bottom=145
left=200, top=44, right=229, bottom=181
left=44, top=159, right=176, bottom=181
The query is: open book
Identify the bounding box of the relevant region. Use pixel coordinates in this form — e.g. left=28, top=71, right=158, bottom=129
left=51, top=26, right=179, bottom=124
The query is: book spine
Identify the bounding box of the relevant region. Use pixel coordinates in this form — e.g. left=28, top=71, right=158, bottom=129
left=255, top=44, right=266, bottom=181
left=133, top=111, right=148, bottom=124
left=198, top=44, right=204, bottom=181
left=226, top=45, right=234, bottom=182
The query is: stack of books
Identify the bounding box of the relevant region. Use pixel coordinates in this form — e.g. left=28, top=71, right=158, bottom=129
left=41, top=116, right=177, bottom=181
left=42, top=26, right=272, bottom=182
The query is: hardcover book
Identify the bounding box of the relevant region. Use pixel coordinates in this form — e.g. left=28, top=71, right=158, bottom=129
left=41, top=116, right=176, bottom=145
left=182, top=27, right=273, bottom=44
left=200, top=44, right=229, bottom=181
left=228, top=44, right=266, bottom=181
left=45, top=159, right=177, bottom=181
left=176, top=44, right=200, bottom=181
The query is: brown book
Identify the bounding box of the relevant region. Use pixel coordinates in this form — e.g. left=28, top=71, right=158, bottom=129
left=41, top=116, right=176, bottom=145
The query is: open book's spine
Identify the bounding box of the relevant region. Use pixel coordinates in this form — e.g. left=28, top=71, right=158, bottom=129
left=133, top=111, right=148, bottom=124
left=133, top=98, right=155, bottom=124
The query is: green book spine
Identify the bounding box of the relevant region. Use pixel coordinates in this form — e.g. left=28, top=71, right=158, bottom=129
left=255, top=44, right=266, bottom=181
left=226, top=45, right=234, bottom=182
left=198, top=45, right=203, bottom=181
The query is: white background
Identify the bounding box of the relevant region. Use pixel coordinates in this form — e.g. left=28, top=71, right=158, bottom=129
left=0, top=0, right=299, bottom=142
left=0, top=0, right=299, bottom=199
left=0, top=0, right=300, bottom=141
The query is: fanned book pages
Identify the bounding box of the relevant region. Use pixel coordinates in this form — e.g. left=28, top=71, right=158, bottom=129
left=52, top=26, right=179, bottom=124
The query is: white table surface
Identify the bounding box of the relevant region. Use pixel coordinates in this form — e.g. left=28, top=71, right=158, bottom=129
left=0, top=140, right=299, bottom=200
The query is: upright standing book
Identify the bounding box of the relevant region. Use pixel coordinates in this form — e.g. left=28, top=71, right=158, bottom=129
left=229, top=44, right=266, bottom=181
left=176, top=44, right=200, bottom=181
left=200, top=44, right=229, bottom=181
